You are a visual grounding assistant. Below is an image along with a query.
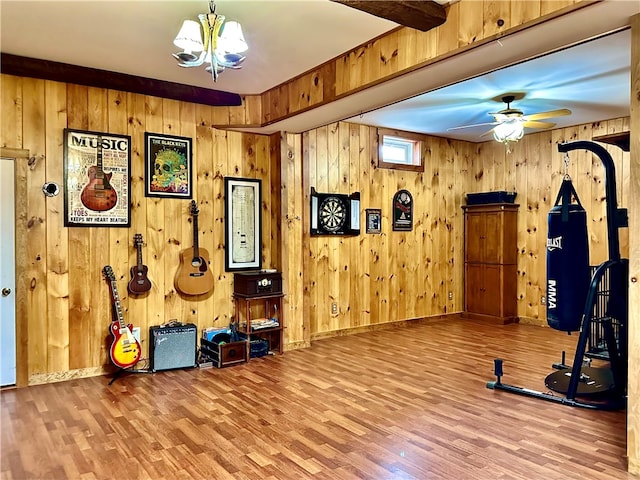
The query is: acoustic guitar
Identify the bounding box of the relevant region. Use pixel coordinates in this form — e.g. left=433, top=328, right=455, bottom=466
left=103, top=265, right=141, bottom=369
left=128, top=233, right=152, bottom=295
left=80, top=136, right=118, bottom=211
left=175, top=200, right=214, bottom=295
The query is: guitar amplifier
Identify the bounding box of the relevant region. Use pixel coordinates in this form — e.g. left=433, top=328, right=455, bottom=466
left=149, top=323, right=197, bottom=372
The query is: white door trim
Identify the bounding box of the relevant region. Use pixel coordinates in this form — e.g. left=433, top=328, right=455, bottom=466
left=1, top=148, right=29, bottom=387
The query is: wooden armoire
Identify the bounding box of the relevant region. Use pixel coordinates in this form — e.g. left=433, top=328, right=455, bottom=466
left=462, top=203, right=519, bottom=324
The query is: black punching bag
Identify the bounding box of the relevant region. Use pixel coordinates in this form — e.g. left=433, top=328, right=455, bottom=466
left=546, top=178, right=591, bottom=332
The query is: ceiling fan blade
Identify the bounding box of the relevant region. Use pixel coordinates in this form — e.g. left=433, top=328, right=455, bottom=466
left=523, top=108, right=571, bottom=121
left=479, top=127, right=498, bottom=138
left=447, top=121, right=498, bottom=132
left=522, top=120, right=556, bottom=129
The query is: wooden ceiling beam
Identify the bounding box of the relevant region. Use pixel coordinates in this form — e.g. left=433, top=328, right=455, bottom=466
left=0, top=53, right=243, bottom=107
left=331, top=1, right=447, bottom=32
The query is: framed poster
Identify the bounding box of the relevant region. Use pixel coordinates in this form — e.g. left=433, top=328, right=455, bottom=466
left=63, top=128, right=131, bottom=227
left=392, top=189, right=413, bottom=231
left=366, top=208, right=382, bottom=234
left=144, top=132, right=192, bottom=198
left=224, top=177, right=262, bottom=271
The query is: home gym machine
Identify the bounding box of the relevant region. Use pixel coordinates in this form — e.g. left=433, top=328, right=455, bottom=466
left=487, top=140, right=628, bottom=410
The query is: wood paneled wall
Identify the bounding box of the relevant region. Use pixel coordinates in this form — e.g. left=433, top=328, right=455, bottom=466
left=298, top=119, right=629, bottom=337
left=0, top=74, right=281, bottom=384
left=252, top=0, right=582, bottom=128
left=301, top=124, right=466, bottom=336
left=0, top=73, right=629, bottom=382
left=473, top=120, right=631, bottom=324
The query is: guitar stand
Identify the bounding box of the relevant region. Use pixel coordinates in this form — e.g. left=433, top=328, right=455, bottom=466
left=108, top=367, right=133, bottom=385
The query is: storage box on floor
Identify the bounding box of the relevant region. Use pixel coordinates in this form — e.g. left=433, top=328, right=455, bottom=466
left=238, top=333, right=270, bottom=358
left=200, top=328, right=247, bottom=368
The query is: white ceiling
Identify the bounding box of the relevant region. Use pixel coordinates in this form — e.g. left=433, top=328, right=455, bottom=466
left=0, top=0, right=398, bottom=94
left=1, top=0, right=638, bottom=142
left=350, top=28, right=632, bottom=142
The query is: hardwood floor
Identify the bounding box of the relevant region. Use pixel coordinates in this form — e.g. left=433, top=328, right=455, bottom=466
left=1, top=318, right=633, bottom=480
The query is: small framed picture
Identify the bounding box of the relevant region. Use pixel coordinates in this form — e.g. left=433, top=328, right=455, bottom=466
left=144, top=132, right=192, bottom=198
left=366, top=208, right=382, bottom=234
left=63, top=128, right=131, bottom=227
left=392, top=189, right=413, bottom=231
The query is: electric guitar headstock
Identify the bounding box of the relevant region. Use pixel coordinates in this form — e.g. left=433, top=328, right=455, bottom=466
left=103, top=265, right=115, bottom=282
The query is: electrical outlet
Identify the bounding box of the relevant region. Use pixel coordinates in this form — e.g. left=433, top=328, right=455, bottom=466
left=448, top=291, right=453, bottom=300
left=132, top=326, right=141, bottom=342
left=541, top=296, right=546, bottom=306
left=331, top=302, right=338, bottom=315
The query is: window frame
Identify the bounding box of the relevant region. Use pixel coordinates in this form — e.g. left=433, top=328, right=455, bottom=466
left=377, top=128, right=424, bottom=172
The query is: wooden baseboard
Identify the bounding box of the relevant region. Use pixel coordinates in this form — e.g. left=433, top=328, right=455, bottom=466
left=29, top=366, right=111, bottom=385
left=26, top=315, right=462, bottom=383
left=461, top=312, right=519, bottom=324
left=310, top=313, right=461, bottom=341
left=283, top=340, right=312, bottom=351
left=517, top=316, right=548, bottom=327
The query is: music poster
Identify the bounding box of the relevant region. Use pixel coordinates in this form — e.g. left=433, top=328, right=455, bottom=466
left=63, top=128, right=131, bottom=227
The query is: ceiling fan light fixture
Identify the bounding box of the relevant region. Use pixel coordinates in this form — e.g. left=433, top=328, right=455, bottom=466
left=493, top=120, right=524, bottom=142
left=493, top=119, right=524, bottom=152
left=172, top=1, right=248, bottom=82
left=451, top=94, right=571, bottom=151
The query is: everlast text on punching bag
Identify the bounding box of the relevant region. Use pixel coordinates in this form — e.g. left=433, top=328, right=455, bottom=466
left=546, top=178, right=591, bottom=332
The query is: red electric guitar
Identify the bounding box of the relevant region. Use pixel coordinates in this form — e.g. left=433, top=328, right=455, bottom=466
left=128, top=234, right=152, bottom=295
left=175, top=200, right=214, bottom=296
left=81, top=137, right=118, bottom=211
left=103, top=265, right=141, bottom=369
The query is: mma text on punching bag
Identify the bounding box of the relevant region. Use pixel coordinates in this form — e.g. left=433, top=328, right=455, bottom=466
left=546, top=179, right=591, bottom=332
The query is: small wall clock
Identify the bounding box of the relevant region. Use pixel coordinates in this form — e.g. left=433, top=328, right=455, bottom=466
left=310, top=187, right=360, bottom=236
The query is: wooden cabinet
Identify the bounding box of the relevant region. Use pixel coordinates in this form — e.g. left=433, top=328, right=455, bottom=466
left=233, top=293, right=284, bottom=356
left=462, top=203, right=518, bottom=324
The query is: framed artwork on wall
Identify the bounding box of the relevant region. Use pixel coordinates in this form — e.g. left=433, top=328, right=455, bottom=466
left=224, top=177, right=262, bottom=271
left=392, top=189, right=413, bottom=231
left=144, top=132, right=192, bottom=198
left=366, top=208, right=382, bottom=234
left=63, top=128, right=131, bottom=227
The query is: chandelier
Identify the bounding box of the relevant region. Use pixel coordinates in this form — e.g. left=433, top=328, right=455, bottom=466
left=172, top=1, right=248, bottom=82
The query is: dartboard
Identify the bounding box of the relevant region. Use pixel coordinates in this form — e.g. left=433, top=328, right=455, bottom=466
left=319, top=196, right=347, bottom=232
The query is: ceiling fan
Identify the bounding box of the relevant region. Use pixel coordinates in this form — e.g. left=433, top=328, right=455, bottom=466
left=448, top=94, right=571, bottom=149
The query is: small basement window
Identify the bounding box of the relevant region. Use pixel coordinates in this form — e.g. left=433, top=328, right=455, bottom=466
left=377, top=128, right=424, bottom=172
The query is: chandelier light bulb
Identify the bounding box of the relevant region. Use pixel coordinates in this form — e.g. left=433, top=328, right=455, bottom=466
left=173, top=20, right=204, bottom=54
left=218, top=21, right=248, bottom=54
